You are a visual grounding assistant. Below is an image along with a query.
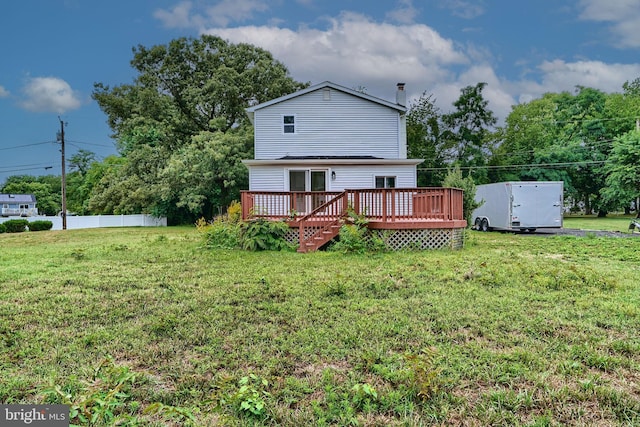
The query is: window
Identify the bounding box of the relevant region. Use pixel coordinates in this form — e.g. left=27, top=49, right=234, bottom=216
left=375, top=176, right=396, bottom=188
left=283, top=115, right=295, bottom=133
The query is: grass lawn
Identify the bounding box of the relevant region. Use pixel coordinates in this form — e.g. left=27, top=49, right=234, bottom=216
left=564, top=215, right=640, bottom=233
left=1, top=225, right=639, bottom=426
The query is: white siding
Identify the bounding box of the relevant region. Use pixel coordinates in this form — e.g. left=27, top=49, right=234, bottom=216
left=249, top=163, right=416, bottom=191
left=329, top=165, right=416, bottom=190
left=254, top=88, right=405, bottom=160
left=249, top=166, right=286, bottom=191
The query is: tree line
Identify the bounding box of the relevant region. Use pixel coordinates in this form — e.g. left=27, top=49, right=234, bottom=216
left=409, top=80, right=640, bottom=216
left=3, top=35, right=640, bottom=222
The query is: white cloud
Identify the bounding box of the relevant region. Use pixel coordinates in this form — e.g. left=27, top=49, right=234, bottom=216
left=204, top=12, right=468, bottom=100
left=154, top=0, right=269, bottom=29
left=439, top=0, right=485, bottom=19
left=500, top=59, right=640, bottom=117
left=578, top=0, right=640, bottom=48
left=536, top=59, right=640, bottom=93
left=0, top=85, right=9, bottom=98
left=20, top=77, right=82, bottom=113
left=154, top=1, right=195, bottom=29
left=386, top=0, right=419, bottom=24
left=154, top=3, right=640, bottom=124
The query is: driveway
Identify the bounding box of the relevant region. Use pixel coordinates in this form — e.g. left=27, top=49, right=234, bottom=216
left=519, top=228, right=640, bottom=238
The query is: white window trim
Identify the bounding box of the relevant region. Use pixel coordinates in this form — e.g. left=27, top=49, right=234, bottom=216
left=286, top=168, right=329, bottom=191
left=282, top=114, right=296, bottom=135
left=374, top=175, right=397, bottom=189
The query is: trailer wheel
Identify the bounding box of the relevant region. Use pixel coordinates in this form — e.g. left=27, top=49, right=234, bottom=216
left=474, top=217, right=482, bottom=230
left=480, top=218, right=490, bottom=232
left=527, top=228, right=536, bottom=233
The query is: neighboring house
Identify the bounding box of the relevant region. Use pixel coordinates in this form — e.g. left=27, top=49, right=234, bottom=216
left=241, top=81, right=466, bottom=252
left=0, top=194, right=38, bottom=217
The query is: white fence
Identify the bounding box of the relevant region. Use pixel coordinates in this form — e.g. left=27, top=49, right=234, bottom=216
left=0, top=214, right=167, bottom=231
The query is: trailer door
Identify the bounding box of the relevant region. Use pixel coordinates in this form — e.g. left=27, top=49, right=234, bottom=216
left=533, top=183, right=563, bottom=227
left=512, top=183, right=562, bottom=228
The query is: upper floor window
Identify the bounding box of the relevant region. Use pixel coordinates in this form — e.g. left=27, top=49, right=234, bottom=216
left=375, top=176, right=396, bottom=188
left=283, top=115, right=295, bottom=134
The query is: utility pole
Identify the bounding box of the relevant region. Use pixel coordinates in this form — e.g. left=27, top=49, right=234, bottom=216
left=57, top=118, right=67, bottom=230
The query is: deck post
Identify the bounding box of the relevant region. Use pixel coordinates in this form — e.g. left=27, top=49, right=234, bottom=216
left=391, top=189, right=396, bottom=221
left=353, top=190, right=360, bottom=215
left=382, top=190, right=387, bottom=222
left=241, top=192, right=252, bottom=220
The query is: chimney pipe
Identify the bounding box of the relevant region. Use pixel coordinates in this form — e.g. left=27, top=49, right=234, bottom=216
left=396, top=82, right=406, bottom=106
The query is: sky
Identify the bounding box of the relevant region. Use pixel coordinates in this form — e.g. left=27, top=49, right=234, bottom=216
left=1, top=0, right=640, bottom=184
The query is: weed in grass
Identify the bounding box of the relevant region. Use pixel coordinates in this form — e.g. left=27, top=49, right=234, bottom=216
left=69, top=249, right=86, bottom=260
left=351, top=383, right=378, bottom=410
left=404, top=347, right=441, bottom=402
left=216, top=373, right=271, bottom=420
left=0, top=327, right=20, bottom=348
left=43, top=357, right=140, bottom=426
left=324, top=281, right=347, bottom=298
left=312, top=385, right=358, bottom=426
left=149, top=315, right=179, bottom=337
left=143, top=402, right=198, bottom=425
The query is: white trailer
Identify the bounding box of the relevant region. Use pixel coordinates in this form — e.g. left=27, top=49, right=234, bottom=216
left=472, top=181, right=563, bottom=232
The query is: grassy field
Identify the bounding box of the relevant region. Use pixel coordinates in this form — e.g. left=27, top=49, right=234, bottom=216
left=1, top=223, right=639, bottom=426
left=564, top=215, right=640, bottom=233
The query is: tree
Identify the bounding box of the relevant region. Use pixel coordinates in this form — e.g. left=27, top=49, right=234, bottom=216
left=92, top=35, right=307, bottom=222
left=406, top=92, right=447, bottom=186
left=492, top=93, right=561, bottom=181
left=601, top=131, right=640, bottom=214
left=442, top=166, right=481, bottom=228
left=68, top=150, right=97, bottom=176
left=159, top=127, right=253, bottom=218
left=494, top=85, right=636, bottom=215
left=441, top=83, right=497, bottom=183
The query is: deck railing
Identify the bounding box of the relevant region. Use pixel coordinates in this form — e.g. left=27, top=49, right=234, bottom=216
left=240, top=191, right=342, bottom=220
left=297, top=191, right=348, bottom=252
left=1, top=207, right=38, bottom=217
left=241, top=188, right=464, bottom=223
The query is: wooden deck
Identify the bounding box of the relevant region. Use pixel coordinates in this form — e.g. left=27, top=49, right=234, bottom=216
left=241, top=188, right=465, bottom=226
left=241, top=188, right=466, bottom=252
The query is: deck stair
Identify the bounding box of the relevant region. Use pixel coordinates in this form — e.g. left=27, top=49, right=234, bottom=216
left=297, top=191, right=348, bottom=253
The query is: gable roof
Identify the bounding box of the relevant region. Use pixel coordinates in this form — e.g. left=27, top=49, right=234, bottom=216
left=246, top=81, right=407, bottom=123
left=0, top=194, right=36, bottom=203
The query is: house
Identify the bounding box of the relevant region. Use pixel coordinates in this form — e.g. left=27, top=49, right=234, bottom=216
left=0, top=194, right=38, bottom=217
left=241, top=81, right=466, bottom=252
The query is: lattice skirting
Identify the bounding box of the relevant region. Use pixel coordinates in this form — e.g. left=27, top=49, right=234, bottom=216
left=368, top=228, right=465, bottom=250
left=284, top=229, right=299, bottom=245
left=285, top=227, right=465, bottom=250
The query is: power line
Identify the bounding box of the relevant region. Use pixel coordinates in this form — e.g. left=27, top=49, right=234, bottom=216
left=491, top=137, right=618, bottom=159
left=418, top=160, right=608, bottom=172
left=0, top=165, right=54, bottom=174
left=0, top=162, right=54, bottom=171
left=66, top=139, right=116, bottom=148
left=0, top=141, right=55, bottom=151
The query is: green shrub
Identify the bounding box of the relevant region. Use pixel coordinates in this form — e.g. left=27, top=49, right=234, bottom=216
left=197, top=216, right=241, bottom=249
left=28, top=220, right=53, bottom=232
left=0, top=223, right=5, bottom=234
left=330, top=208, right=386, bottom=253
left=3, top=219, right=29, bottom=233
left=239, top=218, right=293, bottom=251
left=442, top=166, right=481, bottom=228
